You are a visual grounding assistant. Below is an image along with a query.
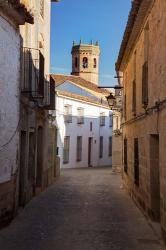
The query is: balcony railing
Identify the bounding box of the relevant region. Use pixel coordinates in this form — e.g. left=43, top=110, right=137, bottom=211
left=21, top=47, right=45, bottom=100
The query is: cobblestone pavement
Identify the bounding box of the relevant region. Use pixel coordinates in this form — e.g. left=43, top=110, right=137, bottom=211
left=0, top=167, right=165, bottom=250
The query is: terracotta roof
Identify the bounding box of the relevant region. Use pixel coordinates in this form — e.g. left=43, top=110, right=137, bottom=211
left=116, top=0, right=154, bottom=71
left=0, top=0, right=34, bottom=24
left=51, top=74, right=110, bottom=96
left=56, top=90, right=109, bottom=108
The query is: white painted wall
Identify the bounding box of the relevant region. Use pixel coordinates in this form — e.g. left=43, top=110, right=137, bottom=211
left=53, top=96, right=112, bottom=168
left=0, top=15, right=20, bottom=183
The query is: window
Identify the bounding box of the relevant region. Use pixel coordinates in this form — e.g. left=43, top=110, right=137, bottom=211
left=99, top=136, right=103, bottom=158
left=134, top=138, right=139, bottom=186
left=90, top=122, right=92, bottom=131
left=142, top=61, right=148, bottom=108
left=75, top=57, right=78, bottom=68
left=40, top=0, right=44, bottom=18
left=109, top=113, right=113, bottom=127
left=124, top=94, right=127, bottom=120
left=124, top=138, right=128, bottom=173
left=108, top=137, right=112, bottom=157
left=77, top=108, right=84, bottom=124
left=64, top=105, right=72, bottom=123
left=100, top=112, right=105, bottom=126
left=39, top=52, right=45, bottom=96
left=132, top=80, right=136, bottom=114
left=132, top=51, right=136, bottom=114
left=76, top=136, right=82, bottom=162
left=63, top=136, right=70, bottom=164
left=82, top=57, right=88, bottom=68
left=142, top=23, right=149, bottom=108
left=94, top=58, right=97, bottom=68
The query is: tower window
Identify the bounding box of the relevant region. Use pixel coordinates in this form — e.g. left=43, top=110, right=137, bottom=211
left=82, top=57, right=88, bottom=68
left=94, top=58, right=97, bottom=68
left=75, top=57, right=78, bottom=68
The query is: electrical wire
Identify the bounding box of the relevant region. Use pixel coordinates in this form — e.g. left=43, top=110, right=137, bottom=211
left=0, top=118, right=21, bottom=152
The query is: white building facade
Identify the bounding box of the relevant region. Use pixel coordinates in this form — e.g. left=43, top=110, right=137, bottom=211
left=56, top=96, right=112, bottom=169
left=0, top=1, right=33, bottom=225
left=51, top=74, right=113, bottom=169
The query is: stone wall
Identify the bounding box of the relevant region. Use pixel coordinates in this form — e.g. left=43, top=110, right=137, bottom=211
left=119, top=0, right=166, bottom=236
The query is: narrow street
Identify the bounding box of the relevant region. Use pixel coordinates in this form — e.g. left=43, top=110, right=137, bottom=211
left=0, top=167, right=165, bottom=250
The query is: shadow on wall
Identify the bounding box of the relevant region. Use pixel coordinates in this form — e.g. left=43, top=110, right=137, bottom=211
left=19, top=47, right=57, bottom=207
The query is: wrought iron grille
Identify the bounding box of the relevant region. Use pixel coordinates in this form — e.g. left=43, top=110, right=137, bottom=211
left=21, top=47, right=45, bottom=99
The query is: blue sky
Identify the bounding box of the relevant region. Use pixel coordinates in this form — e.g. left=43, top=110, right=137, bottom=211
left=50, top=0, right=131, bottom=86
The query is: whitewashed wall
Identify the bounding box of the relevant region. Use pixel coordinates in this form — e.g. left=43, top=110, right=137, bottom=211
left=54, top=96, right=112, bottom=168
left=0, top=15, right=20, bottom=183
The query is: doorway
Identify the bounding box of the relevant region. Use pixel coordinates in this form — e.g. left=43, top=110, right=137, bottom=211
left=28, top=131, right=36, bottom=195
left=19, top=131, right=27, bottom=206
left=36, top=127, right=43, bottom=187
left=150, top=134, right=160, bottom=221
left=88, top=137, right=93, bottom=167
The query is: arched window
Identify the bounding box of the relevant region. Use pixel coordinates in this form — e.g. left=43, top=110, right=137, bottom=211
left=94, top=58, right=97, bottom=68
left=75, top=57, right=78, bottom=68
left=82, top=57, right=88, bottom=68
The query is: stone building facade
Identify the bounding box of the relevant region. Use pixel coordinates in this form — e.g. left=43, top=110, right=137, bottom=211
left=116, top=0, right=166, bottom=237
left=112, top=88, right=122, bottom=173
left=0, top=0, right=33, bottom=226
left=71, top=41, right=100, bottom=85
left=19, top=0, right=59, bottom=206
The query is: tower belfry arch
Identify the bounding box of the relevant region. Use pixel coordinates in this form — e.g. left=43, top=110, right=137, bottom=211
left=71, top=41, right=100, bottom=85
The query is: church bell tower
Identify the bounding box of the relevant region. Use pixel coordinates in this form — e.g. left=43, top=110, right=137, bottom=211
left=71, top=40, right=100, bottom=85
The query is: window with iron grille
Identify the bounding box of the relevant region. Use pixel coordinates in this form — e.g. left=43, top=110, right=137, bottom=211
left=142, top=23, right=149, bottom=108
left=39, top=52, right=45, bottom=97
left=76, top=136, right=82, bottom=162
left=108, top=136, right=112, bottom=157
left=142, top=61, right=148, bottom=108
left=124, top=94, right=127, bottom=120
left=63, top=136, right=70, bottom=164
left=99, top=136, right=103, bottom=158
left=40, top=0, right=44, bottom=18
left=132, top=51, right=137, bottom=114
left=77, top=108, right=84, bottom=124
left=21, top=47, right=45, bottom=99
left=64, top=105, right=72, bottom=123
left=132, top=80, right=136, bottom=114
left=100, top=112, right=105, bottom=126
left=134, top=138, right=139, bottom=186
left=124, top=138, right=128, bottom=173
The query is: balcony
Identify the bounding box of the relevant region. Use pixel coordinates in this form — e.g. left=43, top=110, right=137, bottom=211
left=21, top=47, right=45, bottom=99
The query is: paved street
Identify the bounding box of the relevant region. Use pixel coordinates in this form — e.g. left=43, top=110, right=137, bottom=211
left=0, top=167, right=165, bottom=250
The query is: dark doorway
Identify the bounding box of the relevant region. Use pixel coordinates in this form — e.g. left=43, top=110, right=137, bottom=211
left=88, top=137, right=93, bottom=167
left=150, top=134, right=160, bottom=221
left=28, top=131, right=36, bottom=195
left=19, top=131, right=27, bottom=206
left=36, top=127, right=43, bottom=187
